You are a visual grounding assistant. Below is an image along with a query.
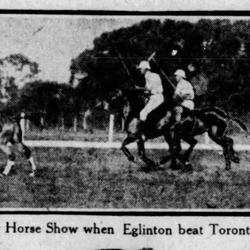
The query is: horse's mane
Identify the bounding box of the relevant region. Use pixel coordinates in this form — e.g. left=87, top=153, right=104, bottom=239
left=120, top=88, right=147, bottom=115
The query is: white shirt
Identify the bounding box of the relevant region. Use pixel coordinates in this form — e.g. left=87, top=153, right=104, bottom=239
left=145, top=71, right=163, bottom=95
left=175, top=78, right=194, bottom=100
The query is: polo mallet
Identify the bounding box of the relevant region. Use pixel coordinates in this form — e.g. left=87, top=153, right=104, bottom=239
left=147, top=51, right=176, bottom=90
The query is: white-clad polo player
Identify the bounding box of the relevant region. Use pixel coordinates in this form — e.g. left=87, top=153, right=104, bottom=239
left=173, top=69, right=195, bottom=128
left=137, top=60, right=164, bottom=122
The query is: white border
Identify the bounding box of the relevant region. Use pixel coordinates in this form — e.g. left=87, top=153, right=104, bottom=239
left=0, top=0, right=250, bottom=11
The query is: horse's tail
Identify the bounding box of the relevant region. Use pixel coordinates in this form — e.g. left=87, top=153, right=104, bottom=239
left=206, top=106, right=228, bottom=117
left=197, top=106, right=228, bottom=117
left=230, top=117, right=248, bottom=133
left=197, top=106, right=248, bottom=133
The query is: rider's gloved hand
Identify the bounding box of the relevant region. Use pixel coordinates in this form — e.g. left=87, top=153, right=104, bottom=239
left=143, top=90, right=151, bottom=95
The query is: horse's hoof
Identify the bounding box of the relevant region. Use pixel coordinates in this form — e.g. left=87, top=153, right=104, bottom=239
left=142, top=166, right=153, bottom=173
left=153, top=160, right=165, bottom=170
left=149, top=161, right=165, bottom=171
left=0, top=173, right=7, bottom=178
left=159, top=155, right=171, bottom=165
left=152, top=160, right=160, bottom=168
left=157, top=164, right=165, bottom=170
left=29, top=172, right=35, bottom=177
left=181, top=163, right=193, bottom=173
left=232, top=156, right=240, bottom=164
left=128, top=156, right=135, bottom=162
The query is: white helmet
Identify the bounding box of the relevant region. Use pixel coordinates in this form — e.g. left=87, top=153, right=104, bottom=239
left=174, top=69, right=186, bottom=78
left=137, top=61, right=151, bottom=70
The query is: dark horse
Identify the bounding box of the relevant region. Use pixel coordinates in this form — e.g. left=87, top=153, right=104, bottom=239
left=162, top=107, right=248, bottom=171
left=110, top=88, right=247, bottom=171
left=0, top=113, right=36, bottom=177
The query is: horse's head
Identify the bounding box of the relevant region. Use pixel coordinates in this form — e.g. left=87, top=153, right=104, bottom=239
left=104, top=89, right=127, bottom=115
left=108, top=89, right=124, bottom=103
left=107, top=87, right=147, bottom=119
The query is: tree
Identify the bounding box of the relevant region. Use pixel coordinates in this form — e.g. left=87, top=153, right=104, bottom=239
left=0, top=53, right=39, bottom=104
left=17, top=81, right=76, bottom=128
left=70, top=18, right=250, bottom=116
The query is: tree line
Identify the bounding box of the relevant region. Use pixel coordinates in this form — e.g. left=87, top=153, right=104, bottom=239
left=70, top=18, right=250, bottom=116
left=3, top=18, right=250, bottom=129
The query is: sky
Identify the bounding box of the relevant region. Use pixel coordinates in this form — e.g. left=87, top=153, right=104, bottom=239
left=0, top=15, right=250, bottom=83
left=0, top=15, right=145, bottom=83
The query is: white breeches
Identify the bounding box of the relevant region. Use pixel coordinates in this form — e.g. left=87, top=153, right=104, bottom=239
left=182, top=100, right=195, bottom=110
left=140, top=94, right=164, bottom=121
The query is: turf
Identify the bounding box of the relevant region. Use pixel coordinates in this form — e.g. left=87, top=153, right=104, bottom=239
left=0, top=147, right=250, bottom=209
left=25, top=128, right=249, bottom=144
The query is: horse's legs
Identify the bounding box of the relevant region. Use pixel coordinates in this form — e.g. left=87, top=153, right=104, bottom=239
left=163, top=133, right=197, bottom=166
left=159, top=133, right=174, bottom=165
left=121, top=134, right=138, bottom=162
left=181, top=136, right=198, bottom=169
left=168, top=130, right=183, bottom=170
left=16, top=142, right=36, bottom=177
left=208, top=132, right=231, bottom=170
left=226, top=137, right=239, bottom=163
left=137, top=138, right=157, bottom=166
left=0, top=144, right=15, bottom=176
left=208, top=119, right=239, bottom=170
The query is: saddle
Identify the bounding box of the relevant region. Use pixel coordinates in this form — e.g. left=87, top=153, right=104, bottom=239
left=140, top=102, right=173, bottom=131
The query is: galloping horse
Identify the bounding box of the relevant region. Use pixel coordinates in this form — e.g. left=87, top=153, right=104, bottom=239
left=110, top=88, right=247, bottom=171
left=162, top=107, right=248, bottom=171
left=109, top=87, right=175, bottom=167
left=0, top=113, right=36, bottom=177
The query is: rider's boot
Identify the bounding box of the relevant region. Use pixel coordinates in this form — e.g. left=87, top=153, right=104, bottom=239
left=138, top=111, right=147, bottom=130
left=171, top=119, right=182, bottom=137
left=137, top=120, right=147, bottom=140
left=137, top=119, right=143, bottom=130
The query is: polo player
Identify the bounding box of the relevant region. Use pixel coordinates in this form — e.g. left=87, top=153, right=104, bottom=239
left=173, top=69, right=195, bottom=128
left=137, top=61, right=164, bottom=122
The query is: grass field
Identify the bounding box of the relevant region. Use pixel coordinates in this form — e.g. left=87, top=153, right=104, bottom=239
left=0, top=147, right=250, bottom=209
left=25, top=127, right=249, bottom=145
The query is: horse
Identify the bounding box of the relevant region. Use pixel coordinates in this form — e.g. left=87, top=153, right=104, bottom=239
left=161, top=107, right=248, bottom=171
left=108, top=87, right=176, bottom=168
left=109, top=87, right=247, bottom=171
left=0, top=113, right=36, bottom=177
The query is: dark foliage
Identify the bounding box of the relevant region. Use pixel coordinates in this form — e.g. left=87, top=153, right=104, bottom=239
left=4, top=18, right=250, bottom=128
left=70, top=18, right=250, bottom=115
left=16, top=81, right=76, bottom=127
